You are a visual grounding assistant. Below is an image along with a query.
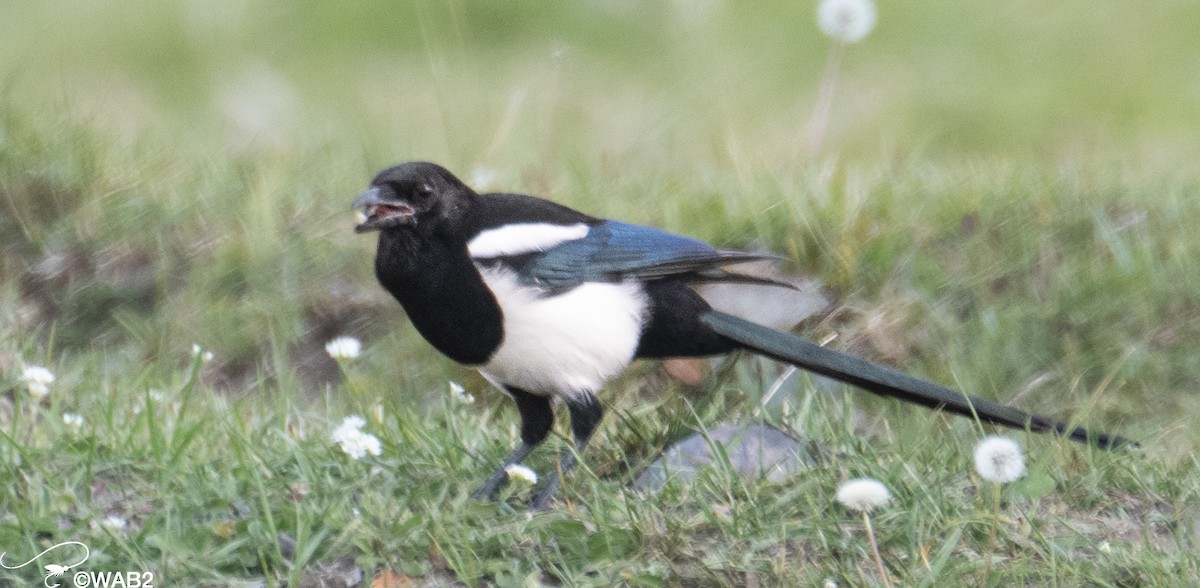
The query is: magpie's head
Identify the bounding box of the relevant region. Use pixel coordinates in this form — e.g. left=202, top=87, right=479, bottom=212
left=353, top=161, right=475, bottom=234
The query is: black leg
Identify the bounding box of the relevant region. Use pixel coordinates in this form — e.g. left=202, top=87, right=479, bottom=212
left=472, top=387, right=554, bottom=501
left=471, top=441, right=535, bottom=501
left=531, top=393, right=604, bottom=509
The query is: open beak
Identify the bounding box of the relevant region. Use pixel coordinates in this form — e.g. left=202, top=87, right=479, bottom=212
left=352, top=187, right=416, bottom=233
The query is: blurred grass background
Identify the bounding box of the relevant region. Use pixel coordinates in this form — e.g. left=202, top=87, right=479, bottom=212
left=3, top=0, right=1196, bottom=432
left=2, top=1, right=1199, bottom=584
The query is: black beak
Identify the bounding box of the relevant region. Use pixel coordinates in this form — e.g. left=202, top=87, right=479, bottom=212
left=352, top=187, right=384, bottom=210
left=353, top=187, right=416, bottom=233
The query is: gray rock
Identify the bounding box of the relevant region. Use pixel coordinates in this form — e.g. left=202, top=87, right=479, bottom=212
left=635, top=423, right=819, bottom=490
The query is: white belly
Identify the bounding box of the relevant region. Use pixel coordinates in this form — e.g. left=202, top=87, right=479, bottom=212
left=476, top=265, right=648, bottom=399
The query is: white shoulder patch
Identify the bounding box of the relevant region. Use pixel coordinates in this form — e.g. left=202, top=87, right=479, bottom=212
left=467, top=223, right=589, bottom=258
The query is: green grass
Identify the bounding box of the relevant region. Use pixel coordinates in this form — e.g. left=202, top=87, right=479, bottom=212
left=2, top=1, right=1199, bottom=585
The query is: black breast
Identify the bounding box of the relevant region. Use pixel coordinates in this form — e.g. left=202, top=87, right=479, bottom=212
left=374, top=233, right=503, bottom=365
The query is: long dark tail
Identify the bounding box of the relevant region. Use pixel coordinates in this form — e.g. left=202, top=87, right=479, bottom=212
left=700, top=311, right=1133, bottom=450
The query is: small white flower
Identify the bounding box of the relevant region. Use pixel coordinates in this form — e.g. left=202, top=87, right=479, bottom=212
left=504, top=463, right=539, bottom=485
left=325, top=336, right=362, bottom=360
left=449, top=381, right=475, bottom=404
left=817, top=0, right=877, bottom=44
left=63, top=413, right=84, bottom=428
left=331, top=415, right=381, bottom=460
left=97, top=515, right=127, bottom=531
left=332, top=415, right=366, bottom=441
left=823, top=579, right=839, bottom=588
left=1098, top=541, right=1112, bottom=554
left=836, top=478, right=892, bottom=512
left=339, top=415, right=366, bottom=430
left=339, top=431, right=382, bottom=460
left=148, top=389, right=165, bottom=402
left=973, top=436, right=1026, bottom=484
left=21, top=365, right=55, bottom=399
left=191, top=344, right=214, bottom=362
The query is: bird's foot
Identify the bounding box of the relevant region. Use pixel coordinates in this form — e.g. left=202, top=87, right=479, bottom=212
left=530, top=471, right=561, bottom=510
left=473, top=465, right=559, bottom=509
left=471, top=441, right=536, bottom=502
left=471, top=466, right=510, bottom=501
left=529, top=446, right=581, bottom=509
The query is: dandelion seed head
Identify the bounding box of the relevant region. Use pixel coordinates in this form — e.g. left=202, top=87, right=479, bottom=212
left=973, top=435, right=1026, bottom=483
left=469, top=166, right=498, bottom=191
left=817, top=0, right=877, bottom=44
left=836, top=477, right=891, bottom=512
left=504, top=463, right=539, bottom=485
left=325, top=336, right=362, bottom=360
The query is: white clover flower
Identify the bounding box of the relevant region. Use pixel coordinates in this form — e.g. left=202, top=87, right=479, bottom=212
left=973, top=436, right=1026, bottom=484
left=449, top=381, right=475, bottom=404
left=331, top=415, right=382, bottom=460
left=62, top=413, right=84, bottom=428
left=21, top=365, right=55, bottom=399
left=504, top=463, right=539, bottom=485
left=817, top=0, right=877, bottom=44
left=836, top=478, right=892, bottom=512
left=325, top=336, right=362, bottom=360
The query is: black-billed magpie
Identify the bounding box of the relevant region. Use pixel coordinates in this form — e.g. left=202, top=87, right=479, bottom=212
left=353, top=161, right=1130, bottom=508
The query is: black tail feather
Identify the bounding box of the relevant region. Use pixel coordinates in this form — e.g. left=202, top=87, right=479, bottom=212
left=700, top=311, right=1133, bottom=450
